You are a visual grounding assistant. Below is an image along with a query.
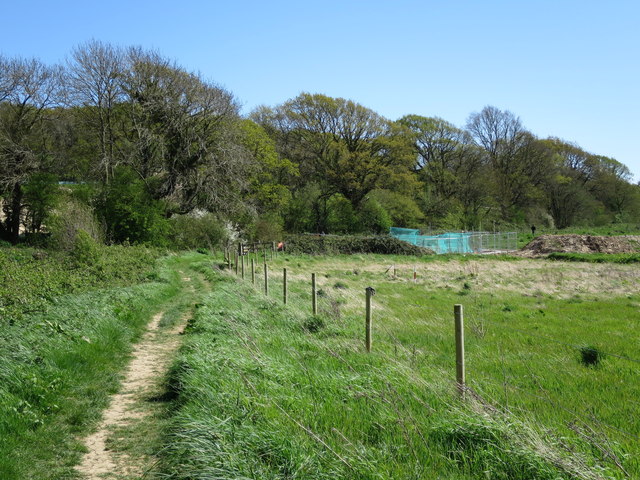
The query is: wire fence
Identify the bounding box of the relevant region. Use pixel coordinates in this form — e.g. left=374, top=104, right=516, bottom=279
left=220, top=249, right=639, bottom=476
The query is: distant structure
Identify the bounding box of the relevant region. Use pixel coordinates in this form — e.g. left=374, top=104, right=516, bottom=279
left=389, top=227, right=517, bottom=254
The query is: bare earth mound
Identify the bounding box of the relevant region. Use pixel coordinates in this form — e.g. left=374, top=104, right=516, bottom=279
left=521, top=234, right=640, bottom=255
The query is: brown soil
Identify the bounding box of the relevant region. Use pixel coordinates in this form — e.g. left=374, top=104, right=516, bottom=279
left=76, top=306, right=188, bottom=479
left=520, top=234, right=640, bottom=256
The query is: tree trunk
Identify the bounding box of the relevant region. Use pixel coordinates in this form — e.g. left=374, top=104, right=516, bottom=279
left=7, top=182, right=23, bottom=244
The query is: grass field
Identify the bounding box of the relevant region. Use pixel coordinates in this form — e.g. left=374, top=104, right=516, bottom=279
left=0, top=247, right=197, bottom=479
left=2, top=246, right=637, bottom=478
left=158, top=252, right=639, bottom=479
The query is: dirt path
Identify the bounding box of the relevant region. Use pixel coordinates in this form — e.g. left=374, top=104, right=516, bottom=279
left=76, top=278, right=193, bottom=479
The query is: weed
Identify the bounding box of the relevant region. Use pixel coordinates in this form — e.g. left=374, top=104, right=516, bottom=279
left=302, top=315, right=325, bottom=332
left=579, top=345, right=603, bottom=367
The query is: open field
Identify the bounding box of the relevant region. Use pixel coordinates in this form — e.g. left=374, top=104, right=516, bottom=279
left=2, top=247, right=638, bottom=478
left=158, top=252, right=639, bottom=479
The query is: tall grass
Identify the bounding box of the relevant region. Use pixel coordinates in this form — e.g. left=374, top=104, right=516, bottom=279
left=157, top=257, right=614, bottom=479
left=0, top=247, right=191, bottom=479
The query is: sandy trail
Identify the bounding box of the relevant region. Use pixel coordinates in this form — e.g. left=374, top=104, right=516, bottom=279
left=76, top=286, right=190, bottom=479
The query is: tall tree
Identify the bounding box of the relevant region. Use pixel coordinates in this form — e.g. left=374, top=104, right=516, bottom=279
left=466, top=106, right=550, bottom=219
left=67, top=40, right=125, bottom=182
left=121, top=48, right=249, bottom=215
left=0, top=57, right=63, bottom=243
left=255, top=93, right=417, bottom=207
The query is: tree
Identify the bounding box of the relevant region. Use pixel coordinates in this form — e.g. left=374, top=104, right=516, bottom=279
left=466, top=106, right=551, bottom=219
left=255, top=93, right=417, bottom=207
left=0, top=57, right=63, bottom=243
left=239, top=119, right=298, bottom=215
left=67, top=40, right=125, bottom=183
left=121, top=48, right=249, bottom=215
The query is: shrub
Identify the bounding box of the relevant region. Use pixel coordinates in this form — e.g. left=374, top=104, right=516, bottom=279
left=579, top=345, right=603, bottom=367
left=357, top=197, right=392, bottom=234
left=167, top=212, right=227, bottom=250
left=284, top=234, right=432, bottom=255
left=48, top=199, right=103, bottom=251
left=94, top=167, right=169, bottom=245
left=72, top=230, right=101, bottom=266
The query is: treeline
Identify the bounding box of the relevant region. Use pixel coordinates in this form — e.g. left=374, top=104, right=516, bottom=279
left=1, top=40, right=639, bottom=247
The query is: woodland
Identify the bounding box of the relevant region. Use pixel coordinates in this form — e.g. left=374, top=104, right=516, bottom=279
left=1, top=40, right=639, bottom=248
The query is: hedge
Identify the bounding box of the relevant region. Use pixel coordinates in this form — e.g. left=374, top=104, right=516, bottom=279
left=284, top=234, right=433, bottom=255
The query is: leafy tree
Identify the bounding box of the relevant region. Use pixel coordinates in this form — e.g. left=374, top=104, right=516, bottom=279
left=67, top=40, right=125, bottom=183
left=0, top=57, right=63, bottom=243
left=95, top=166, right=169, bottom=244
left=357, top=197, right=392, bottom=234
left=22, top=172, right=59, bottom=233
left=326, top=194, right=358, bottom=233
left=368, top=189, right=423, bottom=228
left=466, top=106, right=552, bottom=219
left=255, top=93, right=417, bottom=207
left=122, top=48, right=249, bottom=215
left=239, top=119, right=298, bottom=214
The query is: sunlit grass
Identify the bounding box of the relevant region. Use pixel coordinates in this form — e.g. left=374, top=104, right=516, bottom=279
left=157, top=252, right=636, bottom=479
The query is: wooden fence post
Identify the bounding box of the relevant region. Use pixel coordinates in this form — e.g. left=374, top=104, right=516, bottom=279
left=454, top=304, right=466, bottom=399
left=283, top=268, right=287, bottom=304
left=251, top=258, right=255, bottom=284
left=234, top=252, right=239, bottom=275
left=264, top=263, right=269, bottom=295
left=311, top=273, right=317, bottom=315
left=241, top=254, right=245, bottom=279
left=413, top=266, right=417, bottom=283
left=226, top=248, right=230, bottom=269
left=365, top=287, right=375, bottom=352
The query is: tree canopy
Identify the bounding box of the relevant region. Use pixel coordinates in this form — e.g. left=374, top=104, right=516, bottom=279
left=1, top=44, right=638, bottom=246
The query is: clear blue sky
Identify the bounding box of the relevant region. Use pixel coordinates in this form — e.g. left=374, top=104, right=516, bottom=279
left=2, top=0, right=639, bottom=180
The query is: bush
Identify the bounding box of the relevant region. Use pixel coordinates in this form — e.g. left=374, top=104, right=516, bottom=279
left=357, top=198, right=392, bottom=234
left=284, top=234, right=432, bottom=255
left=579, top=345, right=603, bottom=367
left=95, top=167, right=169, bottom=245
left=167, top=212, right=227, bottom=250
left=48, top=198, right=103, bottom=251
left=72, top=230, right=101, bottom=266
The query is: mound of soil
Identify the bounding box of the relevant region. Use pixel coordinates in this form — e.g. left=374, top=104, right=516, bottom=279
left=521, top=234, right=640, bottom=255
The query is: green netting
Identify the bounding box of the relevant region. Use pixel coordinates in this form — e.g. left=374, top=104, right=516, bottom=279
left=389, top=228, right=473, bottom=254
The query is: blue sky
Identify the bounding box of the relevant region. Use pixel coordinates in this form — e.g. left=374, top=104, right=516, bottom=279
left=2, top=0, right=639, bottom=180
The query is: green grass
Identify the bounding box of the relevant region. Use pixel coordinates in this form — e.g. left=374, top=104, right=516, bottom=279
left=0, top=247, right=196, bottom=479
left=157, top=253, right=635, bottom=479
left=548, top=252, right=640, bottom=263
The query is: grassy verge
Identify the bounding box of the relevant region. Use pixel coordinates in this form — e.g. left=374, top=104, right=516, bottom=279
left=548, top=252, right=640, bottom=263
left=0, top=248, right=191, bottom=479
left=157, top=257, right=615, bottom=479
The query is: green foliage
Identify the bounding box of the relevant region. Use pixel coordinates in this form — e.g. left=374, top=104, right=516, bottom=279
left=253, top=212, right=285, bottom=242
left=167, top=212, right=227, bottom=250
left=22, top=173, right=59, bottom=233
left=72, top=229, right=101, bottom=265
left=47, top=197, right=103, bottom=251
left=95, top=167, right=169, bottom=245
left=284, top=234, right=431, bottom=255
left=579, top=345, right=603, bottom=367
left=357, top=197, right=392, bottom=234
left=0, top=244, right=161, bottom=322
left=326, top=194, right=358, bottom=233
left=368, top=189, right=423, bottom=228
